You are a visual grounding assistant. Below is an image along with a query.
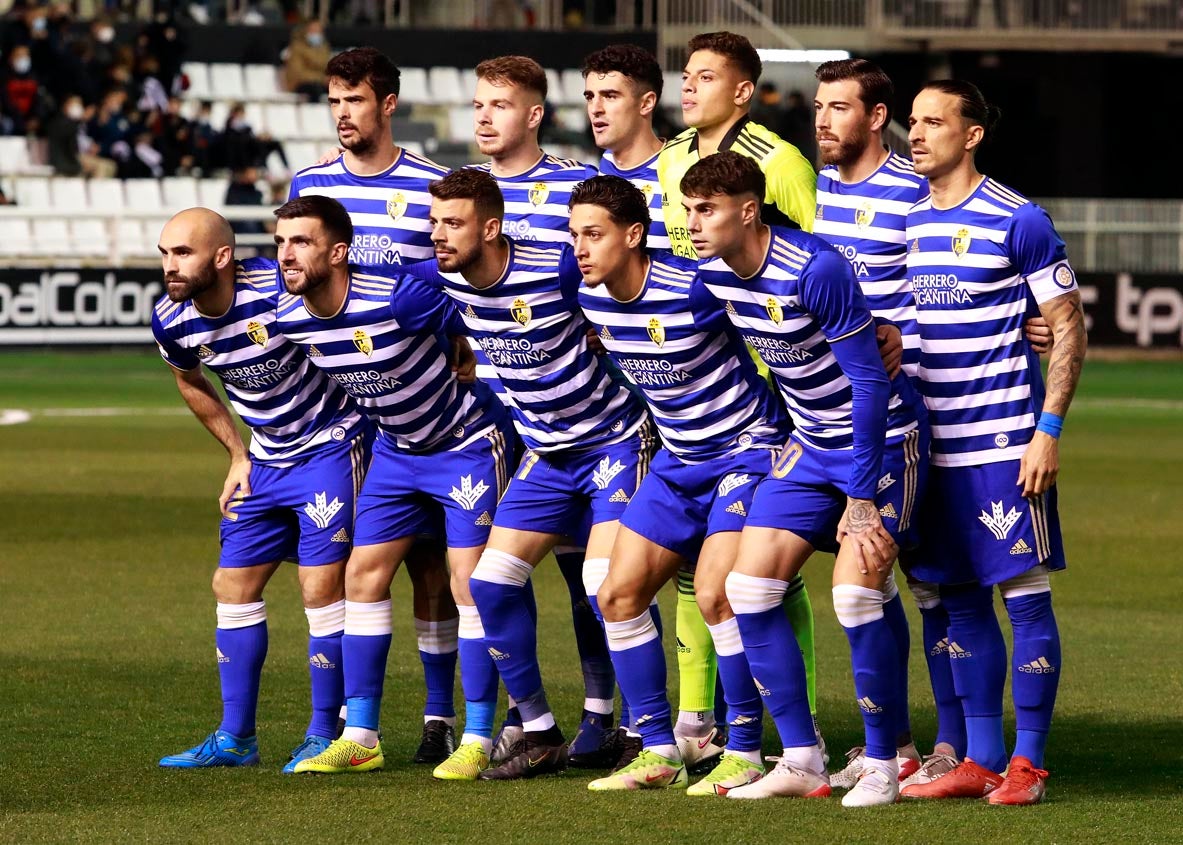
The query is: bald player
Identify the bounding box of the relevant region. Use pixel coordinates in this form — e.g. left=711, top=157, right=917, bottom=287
left=153, top=209, right=372, bottom=773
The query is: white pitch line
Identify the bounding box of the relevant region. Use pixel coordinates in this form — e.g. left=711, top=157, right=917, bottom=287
left=0, top=407, right=190, bottom=425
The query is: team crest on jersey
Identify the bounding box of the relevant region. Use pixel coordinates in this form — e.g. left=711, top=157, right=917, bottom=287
left=386, top=191, right=407, bottom=220
left=765, top=297, right=783, bottom=326
left=511, top=298, right=532, bottom=327
left=353, top=329, right=374, bottom=357
left=647, top=317, right=665, bottom=347
left=246, top=321, right=269, bottom=347
left=528, top=182, right=550, bottom=207
left=952, top=228, right=972, bottom=257
left=855, top=202, right=875, bottom=229
left=637, top=182, right=653, bottom=202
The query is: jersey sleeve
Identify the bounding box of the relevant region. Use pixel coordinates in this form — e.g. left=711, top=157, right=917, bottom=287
left=828, top=324, right=890, bottom=500
left=558, top=245, right=584, bottom=302
left=765, top=145, right=818, bottom=233
left=389, top=273, right=464, bottom=335
left=688, top=276, right=731, bottom=333
left=799, top=249, right=875, bottom=342
left=1008, top=202, right=1077, bottom=305
left=286, top=174, right=302, bottom=202
left=150, top=309, right=200, bottom=371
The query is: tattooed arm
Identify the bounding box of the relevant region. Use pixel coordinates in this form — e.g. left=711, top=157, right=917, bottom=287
left=838, top=498, right=898, bottom=575
left=1018, top=289, right=1086, bottom=498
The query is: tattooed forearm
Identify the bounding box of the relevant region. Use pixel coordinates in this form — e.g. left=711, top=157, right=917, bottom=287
left=1040, top=291, right=1086, bottom=417
left=845, top=499, right=877, bottom=533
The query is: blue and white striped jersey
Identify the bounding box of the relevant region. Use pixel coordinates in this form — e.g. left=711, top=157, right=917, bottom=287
left=391, top=241, right=648, bottom=454
left=287, top=148, right=449, bottom=266
left=273, top=265, right=506, bottom=453
left=578, top=250, right=789, bottom=463
left=814, top=152, right=928, bottom=377
left=598, top=150, right=670, bottom=251
left=694, top=227, right=923, bottom=498
left=151, top=257, right=365, bottom=464
left=472, top=153, right=596, bottom=244
left=906, top=177, right=1077, bottom=467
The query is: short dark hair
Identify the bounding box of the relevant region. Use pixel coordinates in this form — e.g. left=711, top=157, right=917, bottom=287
left=687, top=31, right=761, bottom=85
left=815, top=58, right=895, bottom=125
left=274, top=195, right=355, bottom=246
left=921, top=79, right=1002, bottom=144
left=325, top=47, right=401, bottom=101
left=428, top=168, right=505, bottom=222
left=475, top=55, right=547, bottom=101
left=680, top=151, right=765, bottom=203
left=581, top=44, right=663, bottom=100
left=569, top=175, right=651, bottom=250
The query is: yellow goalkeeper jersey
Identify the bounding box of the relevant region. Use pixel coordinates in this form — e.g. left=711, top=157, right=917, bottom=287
left=658, top=116, right=817, bottom=259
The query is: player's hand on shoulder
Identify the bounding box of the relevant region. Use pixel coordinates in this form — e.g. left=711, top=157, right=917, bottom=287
left=451, top=336, right=478, bottom=383
left=876, top=323, right=903, bottom=378
left=837, top=497, right=897, bottom=575
left=219, top=457, right=252, bottom=518
left=1017, top=432, right=1059, bottom=498
left=1024, top=316, right=1053, bottom=355
left=317, top=146, right=344, bottom=166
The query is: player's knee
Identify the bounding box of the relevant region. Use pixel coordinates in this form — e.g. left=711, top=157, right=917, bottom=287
left=597, top=578, right=643, bottom=622
left=299, top=564, right=345, bottom=607
left=693, top=578, right=730, bottom=625
left=211, top=566, right=266, bottom=604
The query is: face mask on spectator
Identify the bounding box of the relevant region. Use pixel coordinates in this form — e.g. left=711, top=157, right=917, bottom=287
left=13, top=56, right=32, bottom=74
left=230, top=117, right=248, bottom=131
left=32, top=17, right=48, bottom=32
left=307, top=32, right=324, bottom=46
left=66, top=102, right=85, bottom=120
left=97, top=26, right=115, bottom=43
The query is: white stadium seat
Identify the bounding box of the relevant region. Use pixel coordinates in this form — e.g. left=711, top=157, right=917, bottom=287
left=460, top=68, right=477, bottom=101
left=285, top=141, right=320, bottom=170
left=50, top=177, right=89, bottom=210
left=209, top=64, right=246, bottom=99
left=662, top=71, right=683, bottom=110
left=70, top=219, right=111, bottom=258
left=561, top=68, right=587, bottom=107
left=198, top=178, right=228, bottom=210
left=162, top=177, right=200, bottom=209
left=448, top=106, right=473, bottom=143
left=13, top=175, right=51, bottom=209
left=0, top=136, right=32, bottom=173
left=544, top=68, right=564, bottom=104
left=182, top=62, right=213, bottom=100
left=210, top=100, right=232, bottom=132
left=88, top=178, right=126, bottom=211
left=264, top=102, right=302, bottom=140
left=116, top=218, right=154, bottom=258
left=244, top=102, right=267, bottom=135
left=32, top=218, right=71, bottom=256
left=298, top=102, right=336, bottom=142
left=244, top=64, right=282, bottom=100
left=124, top=179, right=163, bottom=211
left=0, top=217, right=33, bottom=255
left=428, top=67, right=466, bottom=105
left=399, top=67, right=430, bottom=104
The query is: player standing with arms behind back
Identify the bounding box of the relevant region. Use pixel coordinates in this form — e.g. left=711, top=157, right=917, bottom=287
left=900, top=81, right=1084, bottom=806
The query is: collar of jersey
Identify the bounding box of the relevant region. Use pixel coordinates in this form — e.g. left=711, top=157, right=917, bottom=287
left=688, top=115, right=750, bottom=156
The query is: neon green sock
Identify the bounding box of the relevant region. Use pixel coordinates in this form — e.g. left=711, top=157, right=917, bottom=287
left=783, top=574, right=817, bottom=715
left=675, top=569, right=716, bottom=713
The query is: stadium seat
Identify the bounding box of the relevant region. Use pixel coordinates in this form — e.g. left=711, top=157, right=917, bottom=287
left=162, top=177, right=200, bottom=209
left=0, top=136, right=33, bottom=174
left=209, top=64, right=246, bottom=99
left=116, top=218, right=154, bottom=259
left=561, top=68, right=587, bottom=107
left=70, top=219, right=110, bottom=258
left=298, top=102, right=336, bottom=141
left=197, top=178, right=229, bottom=210
left=448, top=106, right=473, bottom=143
left=428, top=67, right=467, bottom=105
left=662, top=72, right=683, bottom=110
left=12, top=175, right=51, bottom=209
left=244, top=103, right=267, bottom=135
left=399, top=67, right=431, bottom=104
left=50, top=177, right=89, bottom=210
left=88, top=178, right=126, bottom=211
left=210, top=100, right=232, bottom=133
left=244, top=64, right=283, bottom=100
left=262, top=102, right=301, bottom=140
left=544, top=68, right=565, bottom=104
left=460, top=68, right=477, bottom=100
left=32, top=218, right=72, bottom=256
left=182, top=62, right=213, bottom=100
left=0, top=217, right=33, bottom=256
left=125, top=179, right=164, bottom=211
left=286, top=141, right=320, bottom=171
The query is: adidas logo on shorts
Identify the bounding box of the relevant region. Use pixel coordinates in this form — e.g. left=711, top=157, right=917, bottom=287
left=331, top=528, right=350, bottom=543
left=1010, top=538, right=1033, bottom=555
left=474, top=511, right=493, bottom=526
left=608, top=489, right=630, bottom=503
left=1018, top=656, right=1056, bottom=674
left=725, top=500, right=747, bottom=516
left=879, top=502, right=898, bottom=519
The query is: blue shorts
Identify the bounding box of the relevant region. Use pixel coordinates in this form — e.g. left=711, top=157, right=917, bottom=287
left=620, top=446, right=779, bottom=559
left=354, top=421, right=517, bottom=549
left=494, top=421, right=657, bottom=536
left=219, top=434, right=370, bottom=569
left=745, top=427, right=929, bottom=554
left=908, top=461, right=1066, bottom=586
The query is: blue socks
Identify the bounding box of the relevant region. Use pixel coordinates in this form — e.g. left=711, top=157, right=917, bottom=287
left=881, top=576, right=912, bottom=743
left=910, top=580, right=966, bottom=756
left=941, top=583, right=1007, bottom=772
left=415, top=617, right=459, bottom=722
left=1005, top=590, right=1060, bottom=768
left=705, top=617, right=762, bottom=753
left=833, top=585, right=900, bottom=761
left=456, top=604, right=500, bottom=743
left=727, top=573, right=816, bottom=749
left=603, top=610, right=674, bottom=748
left=341, top=599, right=392, bottom=739
left=557, top=548, right=615, bottom=716
left=215, top=601, right=268, bottom=738
left=304, top=600, right=345, bottom=740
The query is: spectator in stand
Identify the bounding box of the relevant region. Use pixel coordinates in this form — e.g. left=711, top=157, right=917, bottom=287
left=89, top=88, right=133, bottom=159
left=1, top=45, right=50, bottom=135
left=47, top=93, right=118, bottom=177
left=134, top=54, right=171, bottom=117
left=284, top=20, right=331, bottom=101
left=750, top=81, right=788, bottom=136
left=139, top=17, right=186, bottom=91
left=225, top=164, right=265, bottom=235
left=782, top=90, right=817, bottom=169
left=121, top=128, right=166, bottom=178
left=155, top=95, right=196, bottom=176
left=89, top=17, right=119, bottom=71
left=190, top=99, right=221, bottom=172
left=223, top=101, right=288, bottom=174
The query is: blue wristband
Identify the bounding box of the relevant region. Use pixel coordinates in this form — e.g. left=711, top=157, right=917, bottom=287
left=1036, top=412, right=1063, bottom=439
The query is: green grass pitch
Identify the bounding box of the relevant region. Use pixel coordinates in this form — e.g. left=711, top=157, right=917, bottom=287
left=1, top=352, right=1180, bottom=843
